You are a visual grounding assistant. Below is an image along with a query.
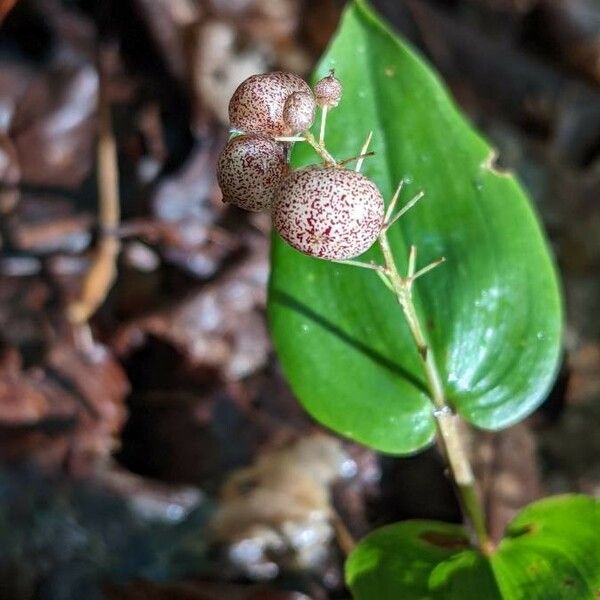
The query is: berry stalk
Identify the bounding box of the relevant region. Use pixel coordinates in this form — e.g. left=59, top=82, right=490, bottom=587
left=302, top=130, right=337, bottom=166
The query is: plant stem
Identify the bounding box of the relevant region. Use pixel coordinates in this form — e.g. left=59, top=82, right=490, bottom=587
left=319, top=106, right=328, bottom=146
left=435, top=411, right=494, bottom=555
left=378, top=232, right=494, bottom=555
left=303, top=130, right=337, bottom=166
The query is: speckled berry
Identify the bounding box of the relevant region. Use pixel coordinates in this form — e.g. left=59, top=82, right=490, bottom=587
left=314, top=71, right=343, bottom=108
left=217, top=134, right=288, bottom=212
left=273, top=166, right=384, bottom=260
left=283, top=91, right=316, bottom=134
left=229, top=72, right=312, bottom=136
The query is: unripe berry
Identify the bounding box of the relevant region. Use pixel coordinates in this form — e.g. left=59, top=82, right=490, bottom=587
left=273, top=166, right=384, bottom=260
left=229, top=72, right=312, bottom=136
left=283, top=91, right=316, bottom=133
left=314, top=71, right=343, bottom=108
left=217, top=134, right=288, bottom=212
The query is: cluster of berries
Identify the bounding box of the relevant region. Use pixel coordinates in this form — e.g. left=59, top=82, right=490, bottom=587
left=217, top=71, right=385, bottom=261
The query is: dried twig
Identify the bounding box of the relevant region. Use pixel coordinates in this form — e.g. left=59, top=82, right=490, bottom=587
left=67, top=51, right=121, bottom=327
left=332, top=510, right=357, bottom=555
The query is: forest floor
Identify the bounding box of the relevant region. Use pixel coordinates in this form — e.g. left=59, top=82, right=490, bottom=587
left=0, top=0, right=599, bottom=598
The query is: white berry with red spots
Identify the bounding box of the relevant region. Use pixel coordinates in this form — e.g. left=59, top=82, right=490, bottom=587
left=283, top=91, right=316, bottom=134
left=273, top=166, right=385, bottom=260
left=229, top=72, right=312, bottom=137
left=314, top=71, right=343, bottom=108
left=217, top=134, right=288, bottom=212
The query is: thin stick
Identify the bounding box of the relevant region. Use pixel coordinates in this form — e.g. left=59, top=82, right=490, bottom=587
left=332, top=511, right=357, bottom=555
left=384, top=191, right=425, bottom=232
left=330, top=258, right=387, bottom=273
left=338, top=151, right=375, bottom=167
left=355, top=131, right=373, bottom=172
left=67, top=53, right=121, bottom=325
left=319, top=106, right=328, bottom=146
left=275, top=136, right=306, bottom=142
left=384, top=179, right=405, bottom=223
left=407, top=244, right=417, bottom=278
left=412, top=256, right=446, bottom=281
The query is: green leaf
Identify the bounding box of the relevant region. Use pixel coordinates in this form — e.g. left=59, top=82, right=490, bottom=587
left=346, top=495, right=600, bottom=599
left=345, top=520, right=498, bottom=599
left=267, top=0, right=562, bottom=453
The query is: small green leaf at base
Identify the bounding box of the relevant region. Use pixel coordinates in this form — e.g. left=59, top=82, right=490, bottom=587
left=346, top=495, right=600, bottom=599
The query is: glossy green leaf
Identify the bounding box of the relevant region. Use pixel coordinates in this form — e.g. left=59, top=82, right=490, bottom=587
left=346, top=495, right=600, bottom=599
left=267, top=0, right=562, bottom=453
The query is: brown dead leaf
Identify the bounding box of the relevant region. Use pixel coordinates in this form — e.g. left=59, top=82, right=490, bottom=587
left=0, top=332, right=129, bottom=474
left=0, top=346, right=77, bottom=425
left=568, top=342, right=600, bottom=404
left=132, top=0, right=197, bottom=83
left=0, top=275, right=51, bottom=350
left=0, top=0, right=18, bottom=23
left=47, top=341, right=129, bottom=469
left=116, top=230, right=269, bottom=380
left=6, top=195, right=92, bottom=254
left=0, top=133, right=20, bottom=212
left=11, top=63, right=98, bottom=188
left=0, top=345, right=79, bottom=469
